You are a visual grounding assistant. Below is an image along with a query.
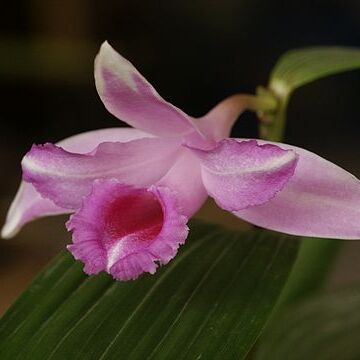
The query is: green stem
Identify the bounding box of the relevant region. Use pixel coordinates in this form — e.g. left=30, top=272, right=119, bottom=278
left=242, top=93, right=278, bottom=114
left=255, top=86, right=289, bottom=142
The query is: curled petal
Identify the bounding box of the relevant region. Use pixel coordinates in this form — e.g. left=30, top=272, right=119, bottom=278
left=22, top=137, right=180, bottom=210
left=95, top=41, right=198, bottom=137
left=67, top=179, right=188, bottom=281
left=235, top=141, right=360, bottom=239
left=2, top=127, right=152, bottom=238
left=189, top=139, right=298, bottom=211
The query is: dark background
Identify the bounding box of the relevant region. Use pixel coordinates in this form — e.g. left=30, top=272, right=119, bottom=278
left=1, top=0, right=360, bottom=313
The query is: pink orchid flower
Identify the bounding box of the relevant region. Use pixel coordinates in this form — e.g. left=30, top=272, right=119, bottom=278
left=2, top=42, right=360, bottom=281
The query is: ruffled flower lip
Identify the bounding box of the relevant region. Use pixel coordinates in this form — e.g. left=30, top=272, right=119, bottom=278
left=67, top=179, right=188, bottom=281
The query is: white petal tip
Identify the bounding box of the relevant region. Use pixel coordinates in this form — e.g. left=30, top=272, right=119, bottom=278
left=1, top=223, right=17, bottom=239
left=97, top=41, right=120, bottom=63
left=95, top=40, right=137, bottom=94
left=99, top=40, right=113, bottom=54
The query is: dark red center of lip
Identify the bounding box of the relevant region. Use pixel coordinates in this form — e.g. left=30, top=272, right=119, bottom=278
left=104, top=190, right=163, bottom=245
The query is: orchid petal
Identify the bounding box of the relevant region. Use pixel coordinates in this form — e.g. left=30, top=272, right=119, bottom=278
left=235, top=141, right=360, bottom=239
left=189, top=139, right=298, bottom=211
left=22, top=137, right=180, bottom=210
left=95, top=41, right=197, bottom=136
left=2, top=128, right=152, bottom=238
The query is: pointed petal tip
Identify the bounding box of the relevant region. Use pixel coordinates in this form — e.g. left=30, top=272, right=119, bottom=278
left=1, top=222, right=17, bottom=240
left=96, top=41, right=123, bottom=70
left=101, top=40, right=110, bottom=47
left=99, top=40, right=112, bottom=53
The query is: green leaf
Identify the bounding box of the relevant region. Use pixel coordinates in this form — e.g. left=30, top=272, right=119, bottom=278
left=256, top=287, right=360, bottom=360
left=260, top=47, right=360, bottom=141
left=270, top=47, right=360, bottom=95
left=278, top=237, right=340, bottom=305
left=0, top=220, right=299, bottom=359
